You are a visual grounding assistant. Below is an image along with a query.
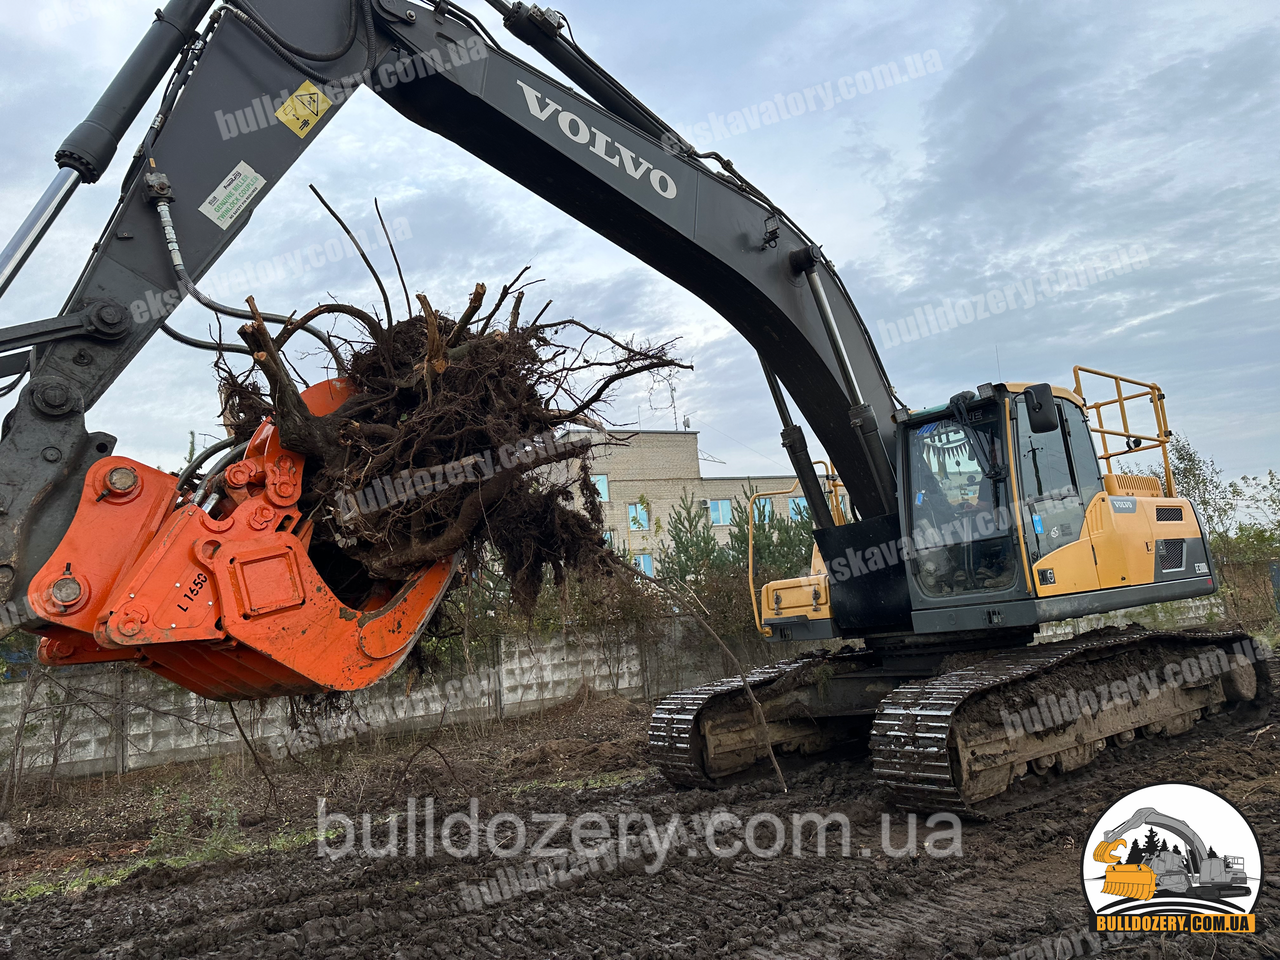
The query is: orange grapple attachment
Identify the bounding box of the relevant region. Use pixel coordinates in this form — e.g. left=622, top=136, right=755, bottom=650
left=34, top=378, right=454, bottom=700
left=1093, top=838, right=1127, bottom=863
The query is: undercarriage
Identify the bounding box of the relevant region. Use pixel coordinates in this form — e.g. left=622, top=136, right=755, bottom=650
left=649, top=626, right=1272, bottom=813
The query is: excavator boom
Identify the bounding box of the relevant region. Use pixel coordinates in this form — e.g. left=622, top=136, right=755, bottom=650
left=0, top=0, right=903, bottom=696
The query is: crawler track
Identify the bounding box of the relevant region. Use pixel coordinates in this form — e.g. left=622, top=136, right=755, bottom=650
left=873, top=628, right=1270, bottom=814
left=650, top=627, right=1272, bottom=811
left=648, top=655, right=829, bottom=788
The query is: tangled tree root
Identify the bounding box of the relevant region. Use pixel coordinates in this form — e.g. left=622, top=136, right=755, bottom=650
left=214, top=246, right=687, bottom=614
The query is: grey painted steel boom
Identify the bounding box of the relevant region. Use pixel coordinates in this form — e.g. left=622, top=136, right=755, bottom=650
left=0, top=0, right=904, bottom=613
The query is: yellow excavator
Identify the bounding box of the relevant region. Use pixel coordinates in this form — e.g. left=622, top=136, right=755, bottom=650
left=648, top=369, right=1270, bottom=812
left=1093, top=806, right=1251, bottom=902
left=0, top=0, right=1267, bottom=811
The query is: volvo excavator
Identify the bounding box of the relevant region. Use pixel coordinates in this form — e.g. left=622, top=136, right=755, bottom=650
left=0, top=0, right=1268, bottom=812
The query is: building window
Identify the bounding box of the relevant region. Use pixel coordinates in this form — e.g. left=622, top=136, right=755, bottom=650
left=603, top=530, right=615, bottom=548
left=789, top=497, right=809, bottom=520
left=591, top=474, right=609, bottom=501
left=628, top=502, right=649, bottom=530
left=633, top=553, right=654, bottom=576
left=707, top=499, right=733, bottom=525
left=754, top=499, right=773, bottom=523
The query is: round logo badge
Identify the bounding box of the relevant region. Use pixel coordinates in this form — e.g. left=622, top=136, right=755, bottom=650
left=1083, top=782, right=1261, bottom=935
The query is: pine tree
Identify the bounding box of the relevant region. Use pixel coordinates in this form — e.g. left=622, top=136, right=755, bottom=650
left=657, top=489, right=724, bottom=581
left=1142, top=826, right=1161, bottom=856
left=1124, top=839, right=1144, bottom=865
left=1207, top=845, right=1218, bottom=859
left=1159, top=838, right=1169, bottom=853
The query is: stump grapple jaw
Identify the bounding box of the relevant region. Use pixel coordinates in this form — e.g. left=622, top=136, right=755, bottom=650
left=33, top=380, right=455, bottom=700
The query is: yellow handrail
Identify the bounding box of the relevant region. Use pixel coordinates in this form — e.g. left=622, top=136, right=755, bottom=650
left=748, top=480, right=799, bottom=637
left=1072, top=366, right=1176, bottom=496
left=809, top=459, right=848, bottom=524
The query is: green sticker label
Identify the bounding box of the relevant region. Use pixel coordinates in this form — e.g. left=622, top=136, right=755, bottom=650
left=197, top=161, right=266, bottom=231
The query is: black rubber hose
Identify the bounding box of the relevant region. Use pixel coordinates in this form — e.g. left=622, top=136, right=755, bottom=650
left=161, top=315, right=342, bottom=367
left=176, top=435, right=240, bottom=494
left=222, top=0, right=376, bottom=89
left=154, top=201, right=347, bottom=370
left=192, top=441, right=250, bottom=507
left=161, top=321, right=252, bottom=355
left=227, top=0, right=359, bottom=62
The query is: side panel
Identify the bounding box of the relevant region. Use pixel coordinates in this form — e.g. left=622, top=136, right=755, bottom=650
left=1081, top=493, right=1207, bottom=589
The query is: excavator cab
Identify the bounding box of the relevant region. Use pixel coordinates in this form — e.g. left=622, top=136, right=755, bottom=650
left=761, top=369, right=1217, bottom=645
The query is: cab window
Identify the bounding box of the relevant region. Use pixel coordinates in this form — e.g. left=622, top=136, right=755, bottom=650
left=906, top=409, right=1018, bottom=597
left=1062, top=403, right=1104, bottom=504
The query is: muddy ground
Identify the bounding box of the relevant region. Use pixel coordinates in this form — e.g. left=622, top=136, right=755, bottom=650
left=0, top=684, right=1277, bottom=960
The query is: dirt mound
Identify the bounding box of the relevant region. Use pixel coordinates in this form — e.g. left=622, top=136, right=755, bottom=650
left=542, top=684, right=648, bottom=722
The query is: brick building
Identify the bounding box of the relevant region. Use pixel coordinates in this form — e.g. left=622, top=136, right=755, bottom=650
left=562, top=429, right=808, bottom=575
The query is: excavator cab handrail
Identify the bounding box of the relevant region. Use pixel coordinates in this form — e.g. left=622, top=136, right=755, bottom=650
left=1072, top=366, right=1176, bottom=497
left=809, top=459, right=849, bottom=525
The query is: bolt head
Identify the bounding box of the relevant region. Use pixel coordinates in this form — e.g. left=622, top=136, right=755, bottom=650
left=41, top=446, right=62, bottom=463
left=0, top=566, right=14, bottom=586
left=51, top=576, right=82, bottom=604
left=107, top=466, right=138, bottom=493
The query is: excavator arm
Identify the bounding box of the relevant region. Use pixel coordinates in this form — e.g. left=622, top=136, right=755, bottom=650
left=1097, top=806, right=1209, bottom=871
left=0, top=0, right=902, bottom=696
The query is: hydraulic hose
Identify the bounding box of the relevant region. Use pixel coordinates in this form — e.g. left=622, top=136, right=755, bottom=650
left=220, top=0, right=376, bottom=88
left=153, top=200, right=347, bottom=370
left=227, top=0, right=359, bottom=62
left=192, top=441, right=251, bottom=508
left=176, top=435, right=241, bottom=495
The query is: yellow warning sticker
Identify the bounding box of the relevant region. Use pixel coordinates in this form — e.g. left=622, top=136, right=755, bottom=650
left=275, top=80, right=332, bottom=138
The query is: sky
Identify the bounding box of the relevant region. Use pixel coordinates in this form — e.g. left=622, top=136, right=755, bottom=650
left=0, top=0, right=1276, bottom=485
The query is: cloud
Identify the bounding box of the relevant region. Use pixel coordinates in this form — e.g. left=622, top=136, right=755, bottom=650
left=0, top=0, right=1273, bottom=487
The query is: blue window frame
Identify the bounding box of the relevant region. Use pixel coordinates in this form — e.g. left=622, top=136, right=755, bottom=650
left=628, top=502, right=649, bottom=530
left=789, top=497, right=809, bottom=520
left=754, top=499, right=773, bottom=523
left=633, top=553, right=654, bottom=576
left=708, top=499, right=733, bottom=525
left=591, top=474, right=609, bottom=501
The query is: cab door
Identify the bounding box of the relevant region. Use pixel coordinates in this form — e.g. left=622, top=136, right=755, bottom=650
left=1012, top=396, right=1101, bottom=595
